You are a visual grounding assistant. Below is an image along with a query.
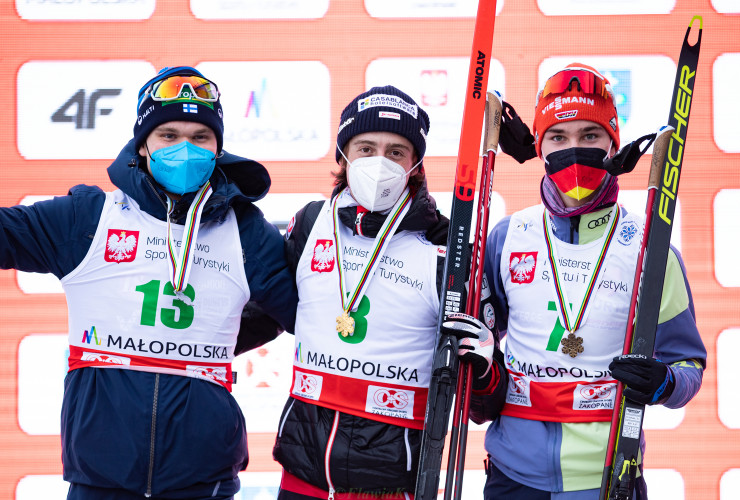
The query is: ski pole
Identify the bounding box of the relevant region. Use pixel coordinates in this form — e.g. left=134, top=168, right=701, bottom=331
left=600, top=15, right=702, bottom=499
left=446, top=91, right=502, bottom=500
left=414, top=1, right=498, bottom=498
left=599, top=126, right=672, bottom=499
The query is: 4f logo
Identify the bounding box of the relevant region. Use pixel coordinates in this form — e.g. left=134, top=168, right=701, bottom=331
left=52, top=89, right=121, bottom=129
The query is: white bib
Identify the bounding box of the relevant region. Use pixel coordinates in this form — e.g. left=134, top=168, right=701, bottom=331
left=500, top=205, right=642, bottom=422
left=291, top=195, right=443, bottom=428
left=62, top=190, right=249, bottom=390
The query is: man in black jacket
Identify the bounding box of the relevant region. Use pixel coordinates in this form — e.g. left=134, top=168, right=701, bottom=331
left=273, top=85, right=503, bottom=499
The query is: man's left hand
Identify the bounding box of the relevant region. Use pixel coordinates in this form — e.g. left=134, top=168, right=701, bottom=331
left=609, top=354, right=675, bottom=405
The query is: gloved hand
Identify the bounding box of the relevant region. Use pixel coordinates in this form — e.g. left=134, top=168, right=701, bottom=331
left=498, top=101, right=537, bottom=164
left=609, top=354, right=675, bottom=405
left=442, top=312, right=496, bottom=391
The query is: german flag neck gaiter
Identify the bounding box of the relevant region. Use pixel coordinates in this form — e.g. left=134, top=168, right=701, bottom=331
left=544, top=147, right=609, bottom=201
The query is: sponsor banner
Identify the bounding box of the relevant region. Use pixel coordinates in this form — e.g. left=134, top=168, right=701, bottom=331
left=366, top=57, right=506, bottom=157
left=717, top=328, right=740, bottom=428
left=539, top=56, right=675, bottom=148
left=18, top=334, right=68, bottom=435
left=712, top=0, right=740, bottom=13
left=16, top=475, right=70, bottom=500
left=713, top=190, right=740, bottom=287
left=365, top=0, right=503, bottom=18
left=713, top=53, right=740, bottom=153
left=537, top=0, right=675, bottom=15
left=17, top=60, right=155, bottom=160
left=191, top=0, right=329, bottom=19
left=15, top=0, right=154, bottom=20
left=641, top=470, right=685, bottom=500
left=643, top=404, right=684, bottom=430
left=721, top=470, right=740, bottom=498
left=197, top=61, right=331, bottom=161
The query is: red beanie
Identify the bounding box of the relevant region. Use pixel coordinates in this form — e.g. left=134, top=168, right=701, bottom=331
left=533, top=63, right=620, bottom=158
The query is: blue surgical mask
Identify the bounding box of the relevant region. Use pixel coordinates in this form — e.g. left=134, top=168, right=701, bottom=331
left=148, top=141, right=216, bottom=195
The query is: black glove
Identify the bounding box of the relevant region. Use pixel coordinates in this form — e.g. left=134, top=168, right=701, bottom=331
left=603, top=132, right=657, bottom=176
left=609, top=354, right=675, bottom=405
left=498, top=101, right=537, bottom=164
left=442, top=313, right=496, bottom=391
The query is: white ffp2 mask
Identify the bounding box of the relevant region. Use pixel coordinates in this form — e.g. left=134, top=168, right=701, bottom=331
left=347, top=155, right=417, bottom=212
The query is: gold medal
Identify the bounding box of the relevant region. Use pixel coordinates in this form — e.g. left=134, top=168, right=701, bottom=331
left=336, top=311, right=355, bottom=337
left=561, top=332, right=584, bottom=358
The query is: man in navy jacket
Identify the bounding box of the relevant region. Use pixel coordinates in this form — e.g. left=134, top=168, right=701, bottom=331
left=0, top=66, right=297, bottom=499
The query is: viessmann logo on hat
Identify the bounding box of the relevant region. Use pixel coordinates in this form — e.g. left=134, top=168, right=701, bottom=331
left=357, top=94, right=418, bottom=118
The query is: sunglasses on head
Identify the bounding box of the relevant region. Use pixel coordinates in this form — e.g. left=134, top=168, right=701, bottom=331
left=540, top=68, right=613, bottom=102
left=146, top=75, right=220, bottom=102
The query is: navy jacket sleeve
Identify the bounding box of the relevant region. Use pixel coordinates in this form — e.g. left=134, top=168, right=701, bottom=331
left=0, top=185, right=106, bottom=278
left=236, top=203, right=298, bottom=337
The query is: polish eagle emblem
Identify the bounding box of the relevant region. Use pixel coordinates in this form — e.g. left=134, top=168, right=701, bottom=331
left=509, top=251, right=537, bottom=284
left=311, top=239, right=335, bottom=272
left=105, top=229, right=139, bottom=263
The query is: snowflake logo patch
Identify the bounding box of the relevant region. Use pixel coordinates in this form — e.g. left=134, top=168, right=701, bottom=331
left=618, top=221, right=640, bottom=246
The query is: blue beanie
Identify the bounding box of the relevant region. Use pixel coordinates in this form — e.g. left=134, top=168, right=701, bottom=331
left=134, top=66, right=224, bottom=153
left=335, top=85, right=430, bottom=164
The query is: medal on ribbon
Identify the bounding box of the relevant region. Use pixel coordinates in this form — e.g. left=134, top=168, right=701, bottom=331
left=543, top=205, right=619, bottom=357
left=332, top=188, right=412, bottom=338
left=561, top=332, right=585, bottom=358
left=165, top=182, right=213, bottom=296
left=336, top=310, right=355, bottom=337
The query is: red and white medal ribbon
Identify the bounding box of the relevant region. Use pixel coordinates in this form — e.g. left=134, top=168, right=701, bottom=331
left=165, top=182, right=213, bottom=294
left=543, top=204, right=619, bottom=333
left=332, top=187, right=412, bottom=314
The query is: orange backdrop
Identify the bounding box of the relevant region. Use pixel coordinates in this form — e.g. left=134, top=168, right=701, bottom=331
left=1, top=1, right=739, bottom=499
